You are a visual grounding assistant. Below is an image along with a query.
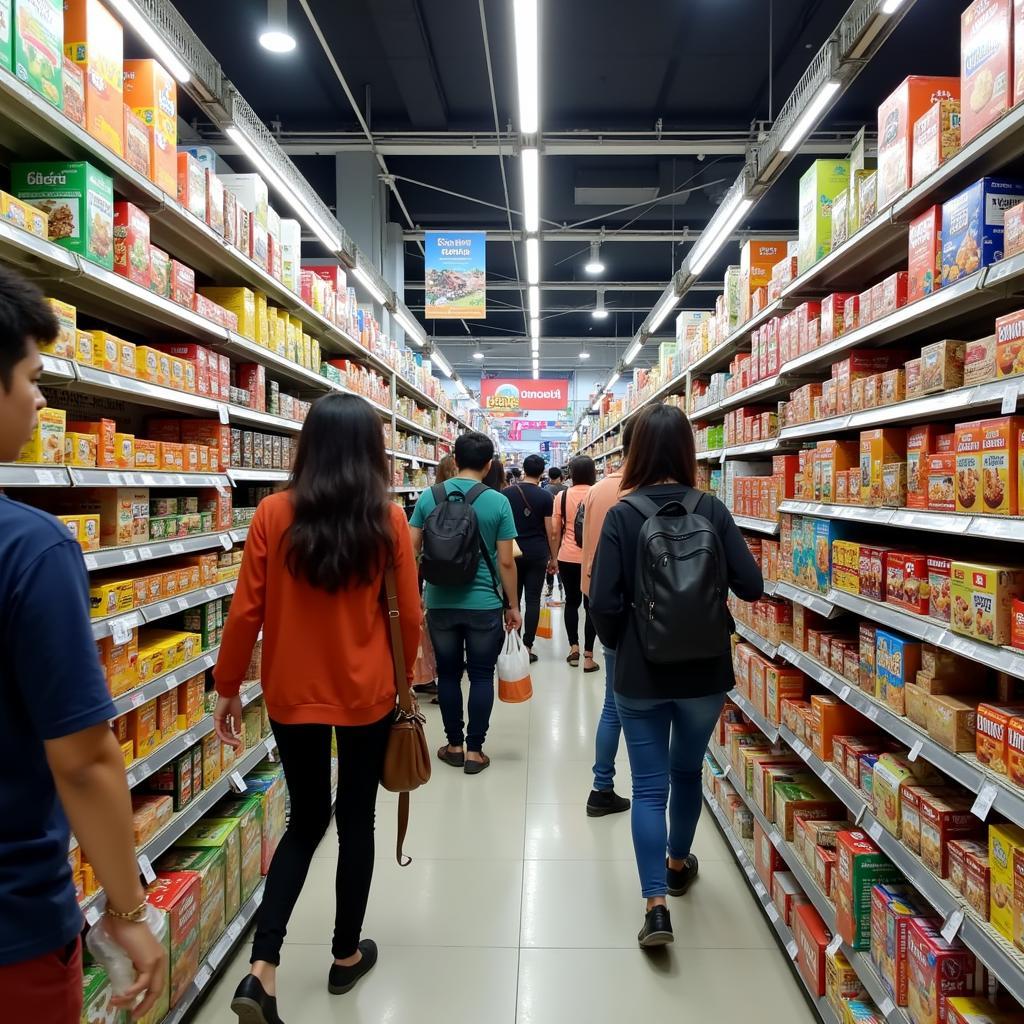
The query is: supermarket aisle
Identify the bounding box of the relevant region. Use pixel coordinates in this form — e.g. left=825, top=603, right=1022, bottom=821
left=194, top=619, right=816, bottom=1023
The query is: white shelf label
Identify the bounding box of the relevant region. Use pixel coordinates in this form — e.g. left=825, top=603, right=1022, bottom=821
left=765, top=904, right=780, bottom=923
left=879, top=998, right=895, bottom=1019
left=158, top=602, right=171, bottom=617
left=130, top=690, right=146, bottom=709
left=941, top=909, right=965, bottom=943
left=822, top=767, right=834, bottom=786
left=227, top=919, right=243, bottom=941
left=865, top=704, right=879, bottom=722
left=754, top=882, right=768, bottom=899
left=169, top=542, right=184, bottom=555
left=218, top=404, right=230, bottom=425
left=721, top=764, right=731, bottom=779
left=908, top=739, right=924, bottom=762
left=868, top=821, right=883, bottom=843
left=206, top=588, right=219, bottom=601
left=220, top=534, right=233, bottom=551
left=827, top=933, right=843, bottom=955
left=786, top=939, right=799, bottom=960
left=35, top=468, right=56, bottom=484
left=138, top=854, right=156, bottom=884
left=208, top=936, right=230, bottom=968
left=166, top=675, right=179, bottom=691
left=138, top=546, right=153, bottom=561
left=839, top=685, right=851, bottom=701
left=230, top=770, right=247, bottom=793
left=972, top=781, right=999, bottom=820
left=195, top=965, right=212, bottom=990
left=1002, top=384, right=1020, bottom=415
left=264, top=737, right=277, bottom=759
left=84, top=904, right=101, bottom=926
left=111, top=615, right=134, bottom=646
left=84, top=553, right=98, bottom=570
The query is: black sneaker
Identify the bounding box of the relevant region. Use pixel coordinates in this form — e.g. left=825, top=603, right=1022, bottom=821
left=231, top=975, right=285, bottom=1024
left=586, top=789, right=630, bottom=817
left=528, top=650, right=539, bottom=664
left=328, top=939, right=378, bottom=994
left=667, top=854, right=699, bottom=896
left=638, top=905, right=674, bottom=948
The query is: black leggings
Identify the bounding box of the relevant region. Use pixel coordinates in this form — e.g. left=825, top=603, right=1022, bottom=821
left=558, top=560, right=595, bottom=652
left=251, top=712, right=392, bottom=964
left=516, top=556, right=548, bottom=648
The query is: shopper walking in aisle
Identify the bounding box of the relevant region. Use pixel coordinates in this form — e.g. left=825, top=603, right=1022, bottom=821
left=553, top=455, right=599, bottom=672
left=0, top=267, right=166, bottom=1021
left=410, top=432, right=521, bottom=774
left=580, top=419, right=636, bottom=818
left=435, top=453, right=456, bottom=484
left=503, top=453, right=559, bottom=664
left=214, top=393, right=421, bottom=1023
left=483, top=457, right=506, bottom=491
left=590, top=404, right=762, bottom=948
left=544, top=466, right=566, bottom=495
left=543, top=467, right=567, bottom=598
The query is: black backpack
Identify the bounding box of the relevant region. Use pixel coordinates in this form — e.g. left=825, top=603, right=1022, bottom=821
left=420, top=482, right=501, bottom=596
left=561, top=489, right=586, bottom=547
left=621, top=489, right=731, bottom=663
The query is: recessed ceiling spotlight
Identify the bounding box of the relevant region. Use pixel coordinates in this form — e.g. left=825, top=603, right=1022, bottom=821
left=472, top=349, right=485, bottom=360
left=592, top=288, right=609, bottom=320
left=584, top=240, right=605, bottom=275
left=579, top=350, right=591, bottom=360
left=260, top=0, right=297, bottom=52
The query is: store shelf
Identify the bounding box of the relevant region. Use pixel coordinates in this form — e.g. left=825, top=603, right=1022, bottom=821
left=83, top=531, right=242, bottom=573
left=67, top=467, right=230, bottom=490
left=735, top=621, right=779, bottom=660
left=395, top=372, right=440, bottom=410
left=111, top=647, right=223, bottom=719
left=729, top=686, right=779, bottom=742
left=72, top=364, right=223, bottom=416
left=733, top=514, right=780, bottom=535
left=228, top=405, right=303, bottom=435
left=227, top=467, right=290, bottom=484
left=90, top=584, right=237, bottom=642
left=41, top=354, right=77, bottom=383
left=725, top=438, right=788, bottom=458
left=772, top=581, right=839, bottom=618
left=388, top=449, right=440, bottom=465
left=220, top=333, right=333, bottom=394
left=394, top=412, right=443, bottom=440
left=697, top=448, right=723, bottom=462
left=0, top=464, right=70, bottom=487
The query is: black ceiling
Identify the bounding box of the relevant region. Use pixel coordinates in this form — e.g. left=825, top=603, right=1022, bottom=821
left=173, top=0, right=966, bottom=373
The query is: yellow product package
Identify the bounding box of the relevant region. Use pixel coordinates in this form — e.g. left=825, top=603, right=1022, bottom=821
left=17, top=407, right=66, bottom=464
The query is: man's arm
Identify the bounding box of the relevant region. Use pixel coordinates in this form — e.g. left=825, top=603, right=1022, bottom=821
left=544, top=516, right=559, bottom=562
left=410, top=524, right=423, bottom=557
left=496, top=538, right=522, bottom=631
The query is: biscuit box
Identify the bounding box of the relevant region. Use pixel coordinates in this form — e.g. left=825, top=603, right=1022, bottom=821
left=886, top=553, right=930, bottom=615
left=965, top=844, right=992, bottom=921
left=827, top=948, right=868, bottom=1019
left=835, top=830, right=902, bottom=949
left=155, top=845, right=225, bottom=960
left=798, top=160, right=850, bottom=274
left=926, top=695, right=979, bottom=753
left=80, top=963, right=124, bottom=1024
left=794, top=903, right=831, bottom=997
left=990, top=823, right=1024, bottom=941
left=912, top=100, right=962, bottom=188
left=950, top=561, right=1024, bottom=645
left=955, top=417, right=1023, bottom=515
left=975, top=703, right=1024, bottom=773
left=861, top=429, right=906, bottom=506
left=146, top=871, right=201, bottom=1008
left=1013, top=845, right=1024, bottom=951
left=870, top=883, right=925, bottom=1006
left=918, top=792, right=981, bottom=878
left=832, top=540, right=862, bottom=594
left=772, top=779, right=845, bottom=841
left=213, top=793, right=264, bottom=901
left=174, top=817, right=242, bottom=921
left=961, top=0, right=1014, bottom=146
left=908, top=207, right=944, bottom=302
left=875, top=629, right=922, bottom=715
left=872, top=754, right=943, bottom=838
left=64, top=0, right=124, bottom=158
left=942, top=177, right=1024, bottom=286
left=1009, top=714, right=1024, bottom=785
left=926, top=452, right=957, bottom=512
left=906, top=917, right=976, bottom=1024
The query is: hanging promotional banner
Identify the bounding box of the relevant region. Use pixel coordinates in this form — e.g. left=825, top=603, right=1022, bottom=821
left=505, top=419, right=557, bottom=441
left=425, top=231, right=486, bottom=319
left=481, top=378, right=569, bottom=415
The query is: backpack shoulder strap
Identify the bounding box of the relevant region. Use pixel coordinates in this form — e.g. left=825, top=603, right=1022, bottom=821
left=620, top=493, right=662, bottom=521
left=681, top=488, right=706, bottom=516
left=560, top=487, right=568, bottom=533
left=465, top=482, right=488, bottom=505
left=430, top=482, right=448, bottom=507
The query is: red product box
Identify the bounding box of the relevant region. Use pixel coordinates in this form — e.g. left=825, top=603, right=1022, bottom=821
left=205, top=171, right=224, bottom=238
left=877, top=272, right=909, bottom=319
left=170, top=261, right=195, bottom=308
left=885, top=551, right=930, bottom=614
left=1012, top=597, right=1024, bottom=650
left=961, top=0, right=1013, bottom=146
left=843, top=295, right=861, bottom=333
left=179, top=421, right=231, bottom=470
left=906, top=917, right=975, bottom=1024
left=147, top=871, right=201, bottom=1007
left=908, top=206, right=943, bottom=303
left=794, top=903, right=830, bottom=998
left=153, top=344, right=210, bottom=396
left=113, top=202, right=150, bottom=288
left=235, top=364, right=266, bottom=412
left=754, top=817, right=785, bottom=890
left=820, top=293, right=857, bottom=344
left=218, top=354, right=230, bottom=400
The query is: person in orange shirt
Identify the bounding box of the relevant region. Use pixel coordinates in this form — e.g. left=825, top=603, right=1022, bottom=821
left=214, top=394, right=421, bottom=1024
left=581, top=417, right=636, bottom=818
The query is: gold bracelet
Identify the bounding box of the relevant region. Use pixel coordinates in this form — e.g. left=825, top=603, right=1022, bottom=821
left=104, top=900, right=148, bottom=923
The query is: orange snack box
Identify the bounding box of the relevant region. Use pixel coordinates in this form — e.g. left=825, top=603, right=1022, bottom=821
left=955, top=417, right=1022, bottom=515
left=995, top=308, right=1024, bottom=379
left=123, top=59, right=177, bottom=197
left=860, top=428, right=906, bottom=506
left=976, top=703, right=1024, bottom=774
left=810, top=694, right=869, bottom=762
left=961, top=0, right=1014, bottom=146
left=1007, top=714, right=1024, bottom=785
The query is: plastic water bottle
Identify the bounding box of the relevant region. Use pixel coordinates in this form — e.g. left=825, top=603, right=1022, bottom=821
left=85, top=903, right=167, bottom=995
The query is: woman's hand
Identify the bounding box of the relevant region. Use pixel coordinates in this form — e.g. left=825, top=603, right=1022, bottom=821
left=106, top=915, right=168, bottom=1019
left=214, top=695, right=244, bottom=750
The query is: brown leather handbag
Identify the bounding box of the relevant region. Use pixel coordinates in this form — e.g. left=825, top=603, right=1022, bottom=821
left=380, top=566, right=431, bottom=865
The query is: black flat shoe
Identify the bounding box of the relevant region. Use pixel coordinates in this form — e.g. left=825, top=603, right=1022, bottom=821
left=437, top=745, right=465, bottom=768
left=586, top=789, right=630, bottom=817
left=328, top=939, right=378, bottom=994
left=638, top=905, right=674, bottom=948
left=464, top=754, right=491, bottom=775
left=231, top=975, right=285, bottom=1024
left=667, top=854, right=699, bottom=897
left=528, top=651, right=539, bottom=664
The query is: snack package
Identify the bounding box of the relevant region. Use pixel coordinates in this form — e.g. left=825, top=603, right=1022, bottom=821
left=961, top=0, right=1013, bottom=146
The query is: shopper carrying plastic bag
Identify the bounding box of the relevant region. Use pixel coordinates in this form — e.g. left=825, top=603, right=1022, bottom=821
left=497, top=631, right=533, bottom=703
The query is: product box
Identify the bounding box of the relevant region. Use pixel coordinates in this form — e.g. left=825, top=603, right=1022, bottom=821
left=772, top=779, right=845, bottom=841
left=146, top=871, right=201, bottom=1008
left=123, top=59, right=177, bottom=196
left=919, top=792, right=981, bottom=877
left=835, top=830, right=902, bottom=949
left=951, top=561, right=1024, bottom=644
left=154, top=846, right=225, bottom=960
left=912, top=100, right=962, bottom=186
left=177, top=151, right=206, bottom=222
left=942, top=177, right=1024, bottom=285
left=1007, top=200, right=1024, bottom=259
left=122, top=104, right=150, bottom=179
left=113, top=201, right=150, bottom=288
left=955, top=416, right=1022, bottom=515
left=63, top=0, right=124, bottom=157
left=961, top=0, right=1014, bottom=146
left=861, top=429, right=906, bottom=506
left=16, top=405, right=64, bottom=464
left=990, top=823, right=1024, bottom=941
left=14, top=0, right=63, bottom=110
left=996, top=309, right=1024, bottom=382
left=921, top=340, right=966, bottom=395
left=212, top=794, right=263, bottom=901
left=877, top=77, right=960, bottom=209
left=794, top=903, right=831, bottom=997
left=906, top=917, right=976, bottom=1024
left=965, top=334, right=998, bottom=386
left=827, top=948, right=868, bottom=1020
left=976, top=703, right=1024, bottom=773
left=908, top=206, right=944, bottom=303
left=175, top=817, right=242, bottom=921
left=798, top=160, right=851, bottom=274
left=871, top=883, right=924, bottom=1006
left=947, top=999, right=1023, bottom=1024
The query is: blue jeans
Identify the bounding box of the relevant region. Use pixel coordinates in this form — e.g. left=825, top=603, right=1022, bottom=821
left=592, top=647, right=621, bottom=791
left=615, top=691, right=726, bottom=898
left=428, top=608, right=505, bottom=752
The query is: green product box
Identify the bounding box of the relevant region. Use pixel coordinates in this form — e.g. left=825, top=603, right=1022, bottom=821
left=183, top=602, right=217, bottom=647
left=14, top=0, right=63, bottom=109
left=214, top=793, right=264, bottom=902
left=772, top=779, right=846, bottom=841
left=191, top=744, right=203, bottom=798
left=11, top=160, right=113, bottom=268
left=243, top=705, right=261, bottom=750
left=175, top=817, right=241, bottom=921
left=155, top=845, right=226, bottom=959
left=798, top=159, right=851, bottom=274
left=0, top=1, right=12, bottom=74
left=246, top=766, right=287, bottom=872
left=81, top=964, right=127, bottom=1024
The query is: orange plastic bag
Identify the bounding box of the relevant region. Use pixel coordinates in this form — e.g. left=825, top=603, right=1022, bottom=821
left=412, top=619, right=436, bottom=686
left=536, top=605, right=553, bottom=639
left=497, top=632, right=533, bottom=703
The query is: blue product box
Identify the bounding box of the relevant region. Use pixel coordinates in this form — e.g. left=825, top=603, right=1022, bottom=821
left=941, top=177, right=1024, bottom=286
left=874, top=628, right=921, bottom=715
left=812, top=518, right=848, bottom=595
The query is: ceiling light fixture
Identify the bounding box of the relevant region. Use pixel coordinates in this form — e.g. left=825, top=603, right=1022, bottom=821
left=532, top=369, right=540, bottom=380
left=606, top=372, right=620, bottom=391
left=592, top=288, right=608, bottom=320
left=512, top=0, right=539, bottom=133
left=780, top=79, right=841, bottom=154
left=526, top=237, right=540, bottom=285
left=648, top=291, right=679, bottom=331
left=522, top=147, right=540, bottom=232
left=528, top=285, right=540, bottom=319
left=881, top=0, right=906, bottom=12
left=472, top=347, right=485, bottom=360
left=259, top=0, right=297, bottom=53
left=531, top=341, right=540, bottom=356
left=689, top=195, right=754, bottom=276
left=226, top=125, right=340, bottom=251
left=394, top=309, right=425, bottom=347
left=351, top=263, right=388, bottom=305
left=530, top=317, right=540, bottom=340
left=107, top=0, right=191, bottom=82
left=584, top=240, right=605, bottom=275
left=624, top=338, right=643, bottom=365
left=532, top=357, right=539, bottom=371
left=430, top=350, right=453, bottom=378
left=579, top=349, right=590, bottom=360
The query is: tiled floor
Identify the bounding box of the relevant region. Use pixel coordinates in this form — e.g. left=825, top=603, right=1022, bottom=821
left=193, top=612, right=817, bottom=1023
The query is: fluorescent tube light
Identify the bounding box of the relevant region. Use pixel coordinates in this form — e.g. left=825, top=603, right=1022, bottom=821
left=513, top=0, right=539, bottom=133
left=624, top=339, right=643, bottom=365
left=351, top=264, right=388, bottom=305
left=107, top=0, right=191, bottom=83
left=226, top=126, right=341, bottom=251
left=530, top=317, right=540, bottom=339
left=531, top=340, right=540, bottom=355
left=473, top=349, right=485, bottom=360
left=690, top=198, right=753, bottom=276
left=584, top=240, right=604, bottom=275
left=456, top=381, right=470, bottom=398
left=430, top=350, right=453, bottom=378
left=532, top=357, right=539, bottom=371
left=526, top=238, right=540, bottom=285
left=528, top=286, right=540, bottom=318
left=648, top=291, right=678, bottom=331
left=590, top=398, right=602, bottom=412
left=394, top=310, right=425, bottom=347
left=881, top=0, right=906, bottom=12
left=606, top=372, right=620, bottom=390
left=532, top=369, right=540, bottom=380
left=522, top=147, right=540, bottom=232
left=780, top=80, right=841, bottom=154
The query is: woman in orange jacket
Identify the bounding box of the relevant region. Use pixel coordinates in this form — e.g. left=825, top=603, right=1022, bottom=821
left=213, top=393, right=421, bottom=1024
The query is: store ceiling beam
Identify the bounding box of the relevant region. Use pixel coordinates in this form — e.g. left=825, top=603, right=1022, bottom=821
left=405, top=280, right=716, bottom=292
left=400, top=229, right=798, bottom=244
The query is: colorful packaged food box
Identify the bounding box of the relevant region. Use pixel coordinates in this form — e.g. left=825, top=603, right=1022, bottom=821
left=926, top=452, right=957, bottom=512
left=12, top=159, right=113, bottom=269
left=113, top=201, right=150, bottom=288
left=827, top=947, right=868, bottom=1020
left=947, top=998, right=1023, bottom=1024
left=912, top=100, right=962, bottom=187
left=61, top=54, right=84, bottom=127
left=906, top=917, right=976, bottom=1024
left=884, top=554, right=929, bottom=615
left=873, top=753, right=942, bottom=838
left=861, top=429, right=906, bottom=506
left=961, top=0, right=1014, bottom=146
left=955, top=416, right=1022, bottom=515
left=992, top=824, right=1024, bottom=941
left=80, top=963, right=121, bottom=1024
left=122, top=104, right=150, bottom=179
left=155, top=846, right=225, bottom=960
left=213, top=793, right=263, bottom=901
left=149, top=244, right=171, bottom=298
left=175, top=816, right=241, bottom=921
left=871, top=884, right=925, bottom=1006
left=63, top=0, right=123, bottom=157
left=996, top=308, right=1024, bottom=379
left=976, top=703, right=1024, bottom=773
left=836, top=830, right=902, bottom=949
left=921, top=340, right=966, bottom=395
left=908, top=206, right=944, bottom=303
left=964, top=334, right=998, bottom=386
left=16, top=405, right=64, bottom=464
left=14, top=0, right=63, bottom=110
left=176, top=150, right=206, bottom=222
left=798, top=160, right=851, bottom=274
left=927, top=695, right=979, bottom=753
left=942, top=177, right=1024, bottom=285
left=919, top=792, right=981, bottom=877
left=146, top=871, right=201, bottom=1008
left=951, top=561, right=1024, bottom=644
left=794, top=902, right=831, bottom=997
left=123, top=59, right=177, bottom=196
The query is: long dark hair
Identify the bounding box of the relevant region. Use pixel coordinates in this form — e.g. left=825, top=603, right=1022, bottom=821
left=285, top=393, right=394, bottom=591
left=621, top=404, right=697, bottom=491
left=568, top=454, right=597, bottom=487
left=483, top=459, right=505, bottom=490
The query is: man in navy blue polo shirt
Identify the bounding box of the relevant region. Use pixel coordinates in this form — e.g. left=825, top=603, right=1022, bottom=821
left=0, top=267, right=165, bottom=1019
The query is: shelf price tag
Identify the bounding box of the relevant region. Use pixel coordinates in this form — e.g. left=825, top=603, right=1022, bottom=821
left=879, top=998, right=895, bottom=1019
left=195, top=965, right=212, bottom=990
left=908, top=739, right=924, bottom=762
left=839, top=685, right=851, bottom=701
left=786, top=939, right=799, bottom=960
left=206, top=588, right=219, bottom=601
left=84, top=553, right=98, bottom=571
left=1002, top=384, right=1020, bottom=415
left=138, top=546, right=153, bottom=561
left=972, top=781, right=999, bottom=821
left=822, top=767, right=834, bottom=787
left=765, top=904, right=780, bottom=923
left=138, top=854, right=156, bottom=885
left=827, top=933, right=843, bottom=956
left=868, top=821, right=884, bottom=843
left=865, top=704, right=879, bottom=722
left=35, top=468, right=56, bottom=484
left=218, top=404, right=230, bottom=425
left=230, top=771, right=247, bottom=793
left=220, top=534, right=233, bottom=551
left=110, top=615, right=134, bottom=646
left=941, top=909, right=965, bottom=943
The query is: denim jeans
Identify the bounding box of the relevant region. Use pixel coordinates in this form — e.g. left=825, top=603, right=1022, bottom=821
left=615, top=691, right=726, bottom=897
left=428, top=608, right=505, bottom=752
left=592, top=647, right=621, bottom=791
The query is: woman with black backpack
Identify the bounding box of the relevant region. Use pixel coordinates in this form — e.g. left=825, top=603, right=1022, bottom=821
left=589, top=404, right=763, bottom=949
left=552, top=454, right=599, bottom=672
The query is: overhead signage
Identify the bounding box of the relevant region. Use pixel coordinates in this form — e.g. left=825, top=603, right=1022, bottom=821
left=505, top=419, right=557, bottom=441
left=425, top=231, right=486, bottom=319
left=480, top=378, right=569, bottom=415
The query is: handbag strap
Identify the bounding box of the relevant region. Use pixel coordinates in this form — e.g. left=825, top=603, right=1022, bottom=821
left=383, top=566, right=411, bottom=714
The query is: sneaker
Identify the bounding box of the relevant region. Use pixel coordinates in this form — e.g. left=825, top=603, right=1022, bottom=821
left=586, top=789, right=630, bottom=817
left=328, top=940, right=378, bottom=994
left=638, top=905, right=674, bottom=948
left=666, top=854, right=699, bottom=896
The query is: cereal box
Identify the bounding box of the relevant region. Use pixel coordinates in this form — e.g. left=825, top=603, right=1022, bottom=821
left=942, top=177, right=1024, bottom=285
left=861, top=428, right=906, bottom=506
left=16, top=405, right=64, bottom=464
left=921, top=340, right=966, bottom=394
left=885, top=554, right=930, bottom=615
left=955, top=417, right=1021, bottom=514
left=961, top=0, right=1013, bottom=146
left=906, top=917, right=976, bottom=1024
left=912, top=100, right=962, bottom=187
left=63, top=0, right=124, bottom=157
left=113, top=202, right=150, bottom=288
left=927, top=695, right=979, bottom=753
left=991, top=824, right=1024, bottom=940
left=996, top=308, right=1024, bottom=379
left=123, top=59, right=177, bottom=197
left=154, top=846, right=224, bottom=960
left=926, top=452, right=957, bottom=512
left=798, top=160, right=851, bottom=274
left=835, top=830, right=902, bottom=949
left=964, top=844, right=991, bottom=920
left=908, top=206, right=943, bottom=303
left=212, top=794, right=263, bottom=901
left=62, top=54, right=83, bottom=127
left=871, top=883, right=925, bottom=1006
left=918, top=792, right=981, bottom=877
left=175, top=817, right=241, bottom=921
left=964, top=334, right=997, bottom=386
left=951, top=561, right=1024, bottom=644
left=1007, top=200, right=1024, bottom=258
left=14, top=0, right=63, bottom=110
left=146, top=871, right=200, bottom=1008
left=794, top=903, right=831, bottom=997
left=976, top=703, right=1024, bottom=772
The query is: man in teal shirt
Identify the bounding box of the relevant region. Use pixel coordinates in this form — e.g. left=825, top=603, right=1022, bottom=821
left=410, top=432, right=520, bottom=774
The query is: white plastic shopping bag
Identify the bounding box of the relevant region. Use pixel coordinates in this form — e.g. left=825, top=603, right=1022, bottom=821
left=497, top=631, right=533, bottom=703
